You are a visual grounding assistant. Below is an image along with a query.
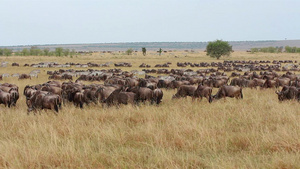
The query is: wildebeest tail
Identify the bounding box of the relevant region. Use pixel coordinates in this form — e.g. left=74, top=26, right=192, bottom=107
left=208, top=88, right=213, bottom=103
left=79, top=93, right=83, bottom=108
left=54, top=96, right=59, bottom=112
left=7, top=94, right=11, bottom=108
left=240, top=88, right=243, bottom=99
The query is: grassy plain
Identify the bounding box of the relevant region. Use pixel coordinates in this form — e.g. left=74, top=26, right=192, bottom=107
left=0, top=51, right=299, bottom=168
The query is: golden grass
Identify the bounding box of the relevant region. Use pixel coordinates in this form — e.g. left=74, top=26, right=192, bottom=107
left=0, top=51, right=299, bottom=168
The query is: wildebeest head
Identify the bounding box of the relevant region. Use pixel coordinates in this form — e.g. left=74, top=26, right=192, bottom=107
left=275, top=91, right=285, bottom=101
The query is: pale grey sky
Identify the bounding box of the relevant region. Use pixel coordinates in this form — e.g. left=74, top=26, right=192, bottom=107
left=0, top=0, right=299, bottom=46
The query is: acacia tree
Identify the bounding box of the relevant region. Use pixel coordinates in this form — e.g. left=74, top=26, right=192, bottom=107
left=125, top=48, right=133, bottom=55
left=158, top=48, right=162, bottom=56
left=43, top=48, right=50, bottom=56
left=142, top=47, right=146, bottom=56
left=206, top=40, right=232, bottom=59
left=3, top=48, right=12, bottom=56
left=55, top=47, right=63, bottom=56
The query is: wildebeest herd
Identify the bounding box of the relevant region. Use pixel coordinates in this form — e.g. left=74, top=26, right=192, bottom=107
left=1, top=59, right=300, bottom=114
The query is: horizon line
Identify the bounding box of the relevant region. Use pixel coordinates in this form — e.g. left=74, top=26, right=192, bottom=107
left=1, top=39, right=299, bottom=48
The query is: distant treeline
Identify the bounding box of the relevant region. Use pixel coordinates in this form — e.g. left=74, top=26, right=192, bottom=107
left=251, top=46, right=300, bottom=53
left=0, top=47, right=77, bottom=56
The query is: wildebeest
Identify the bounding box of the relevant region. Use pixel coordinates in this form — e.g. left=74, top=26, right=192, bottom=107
left=27, top=91, right=61, bottom=114
left=18, top=74, right=31, bottom=80
left=153, top=88, right=163, bottom=104
left=103, top=88, right=137, bottom=106
left=192, top=85, right=212, bottom=103
left=275, top=86, right=299, bottom=101
left=172, top=85, right=197, bottom=99
left=41, top=85, right=62, bottom=96
left=95, top=85, right=120, bottom=103
left=212, top=85, right=243, bottom=100
left=0, top=89, right=12, bottom=107
left=126, top=86, right=154, bottom=103
left=73, top=91, right=85, bottom=108
left=9, top=89, right=19, bottom=106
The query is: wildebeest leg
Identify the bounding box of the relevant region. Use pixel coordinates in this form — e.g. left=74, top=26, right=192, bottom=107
left=54, top=103, right=59, bottom=113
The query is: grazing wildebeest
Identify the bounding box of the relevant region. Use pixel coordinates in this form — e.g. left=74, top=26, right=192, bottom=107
left=18, top=74, right=31, bottom=80
left=103, top=88, right=137, bottom=106
left=212, top=85, right=243, bottom=101
left=192, top=85, right=212, bottom=103
left=73, top=91, right=85, bottom=108
left=9, top=89, right=19, bottom=106
left=126, top=86, right=154, bottom=103
left=153, top=88, right=163, bottom=105
left=275, top=86, right=299, bottom=101
left=27, top=91, right=61, bottom=114
left=172, top=85, right=197, bottom=99
left=41, top=85, right=62, bottom=96
left=0, top=89, right=12, bottom=107
left=95, top=85, right=119, bottom=103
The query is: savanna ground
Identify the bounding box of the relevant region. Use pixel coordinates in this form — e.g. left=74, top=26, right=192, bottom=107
left=0, top=51, right=299, bottom=168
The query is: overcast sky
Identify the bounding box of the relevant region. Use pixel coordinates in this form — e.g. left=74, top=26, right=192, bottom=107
left=0, top=0, right=299, bottom=46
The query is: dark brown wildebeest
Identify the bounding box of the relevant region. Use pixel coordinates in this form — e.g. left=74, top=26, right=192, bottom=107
left=62, top=74, right=73, bottom=80
left=253, top=78, right=265, bottom=88
left=275, top=78, right=290, bottom=88
left=12, top=63, right=19, bottom=66
left=48, top=74, right=62, bottom=80
left=9, top=88, right=19, bottom=106
left=168, top=80, right=190, bottom=89
left=103, top=88, right=137, bottom=106
left=172, top=85, right=197, bottom=99
left=18, top=74, right=31, bottom=80
left=0, top=89, right=12, bottom=107
left=45, top=81, right=62, bottom=88
left=192, top=85, right=212, bottom=103
left=41, top=85, right=62, bottom=96
left=212, top=85, right=243, bottom=100
left=95, top=85, right=120, bottom=103
left=82, top=86, right=98, bottom=104
left=212, top=78, right=228, bottom=88
left=262, top=79, right=276, bottom=88
left=24, top=85, right=37, bottom=99
left=127, top=86, right=154, bottom=103
left=275, top=86, right=299, bottom=101
left=73, top=91, right=84, bottom=108
left=153, top=88, right=163, bottom=105
left=27, top=91, right=61, bottom=114
left=138, top=78, right=157, bottom=90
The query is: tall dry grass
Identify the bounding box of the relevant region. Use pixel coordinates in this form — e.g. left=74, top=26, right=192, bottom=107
left=0, top=51, right=299, bottom=168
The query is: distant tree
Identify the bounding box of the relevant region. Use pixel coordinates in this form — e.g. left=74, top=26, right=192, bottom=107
left=63, top=49, right=70, bottom=56
left=206, top=40, right=232, bottom=59
left=142, top=47, right=146, bottom=56
left=30, top=46, right=42, bottom=56
left=158, top=48, right=163, bottom=56
left=3, top=48, right=12, bottom=56
left=43, top=48, right=50, bottom=56
left=285, top=46, right=292, bottom=53
left=55, top=47, right=63, bottom=56
left=125, top=48, right=133, bottom=55
left=268, top=47, right=276, bottom=53
left=0, top=49, right=3, bottom=56
left=250, top=48, right=259, bottom=53
left=21, top=48, right=30, bottom=56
